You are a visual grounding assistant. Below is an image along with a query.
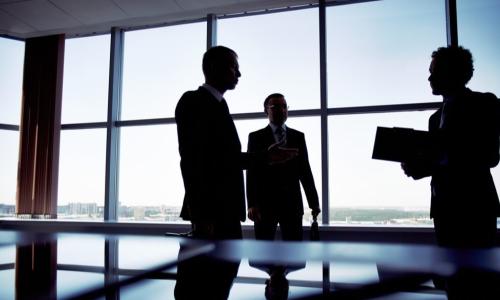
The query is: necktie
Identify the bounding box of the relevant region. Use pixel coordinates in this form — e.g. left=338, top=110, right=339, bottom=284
left=275, top=127, right=286, bottom=145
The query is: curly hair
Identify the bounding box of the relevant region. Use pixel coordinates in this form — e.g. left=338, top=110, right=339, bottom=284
left=431, top=46, right=474, bottom=85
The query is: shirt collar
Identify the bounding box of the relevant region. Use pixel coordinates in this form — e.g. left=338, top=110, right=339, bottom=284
left=201, top=83, right=224, bottom=102
left=269, top=123, right=286, bottom=133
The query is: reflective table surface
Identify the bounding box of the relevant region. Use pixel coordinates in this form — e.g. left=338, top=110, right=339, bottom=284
left=2, top=230, right=500, bottom=299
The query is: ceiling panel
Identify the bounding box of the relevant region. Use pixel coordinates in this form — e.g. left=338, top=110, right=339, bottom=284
left=51, top=0, right=128, bottom=24
left=0, top=9, right=34, bottom=35
left=0, top=0, right=316, bottom=39
left=113, top=0, right=182, bottom=18
left=176, top=0, right=241, bottom=10
left=2, top=0, right=80, bottom=31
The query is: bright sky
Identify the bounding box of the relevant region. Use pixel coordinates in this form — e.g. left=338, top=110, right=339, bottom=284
left=1, top=0, right=500, bottom=216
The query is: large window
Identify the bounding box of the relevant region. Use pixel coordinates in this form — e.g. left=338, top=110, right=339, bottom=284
left=218, top=8, right=320, bottom=113
left=61, top=35, right=110, bottom=124
left=58, top=129, right=106, bottom=219
left=59, top=35, right=110, bottom=220
left=0, top=38, right=24, bottom=125
left=457, top=0, right=500, bottom=96
left=0, top=37, right=24, bottom=217
left=118, top=23, right=206, bottom=221
left=327, top=0, right=446, bottom=107
left=326, top=0, right=446, bottom=224
left=328, top=112, right=433, bottom=225
left=8, top=1, right=500, bottom=227
left=118, top=125, right=184, bottom=222
left=0, top=131, right=19, bottom=215
left=457, top=0, right=500, bottom=190
left=121, top=23, right=206, bottom=120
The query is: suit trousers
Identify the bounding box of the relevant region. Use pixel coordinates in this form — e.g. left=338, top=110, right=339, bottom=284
left=255, top=213, right=303, bottom=241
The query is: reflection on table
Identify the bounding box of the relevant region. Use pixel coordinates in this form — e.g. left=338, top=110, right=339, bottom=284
left=1, top=230, right=500, bottom=299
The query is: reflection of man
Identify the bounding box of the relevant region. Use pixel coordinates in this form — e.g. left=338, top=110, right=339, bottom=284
left=246, top=93, right=320, bottom=241
left=401, top=46, right=500, bottom=299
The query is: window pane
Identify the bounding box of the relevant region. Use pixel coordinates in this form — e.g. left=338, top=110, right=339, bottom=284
left=218, top=8, right=320, bottom=113
left=62, top=35, right=110, bottom=123
left=58, top=129, right=106, bottom=220
left=457, top=0, right=500, bottom=96
left=456, top=0, right=500, bottom=219
left=329, top=111, right=434, bottom=226
left=118, top=125, right=184, bottom=222
left=0, top=38, right=24, bottom=125
left=327, top=0, right=446, bottom=107
left=121, top=23, right=206, bottom=120
left=0, top=130, right=19, bottom=215
left=236, top=116, right=321, bottom=224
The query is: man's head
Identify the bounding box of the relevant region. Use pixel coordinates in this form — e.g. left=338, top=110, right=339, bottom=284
left=264, top=93, right=288, bottom=126
left=428, top=46, right=474, bottom=96
left=202, top=46, right=241, bottom=93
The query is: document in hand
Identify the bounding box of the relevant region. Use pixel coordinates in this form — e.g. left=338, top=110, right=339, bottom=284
left=372, top=126, right=435, bottom=163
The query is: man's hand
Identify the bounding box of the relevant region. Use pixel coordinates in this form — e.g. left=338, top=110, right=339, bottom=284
left=401, top=161, right=431, bottom=180
left=268, top=142, right=298, bottom=165
left=247, top=207, right=261, bottom=222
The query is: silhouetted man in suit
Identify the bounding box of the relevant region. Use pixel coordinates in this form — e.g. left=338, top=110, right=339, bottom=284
left=175, top=47, right=298, bottom=300
left=246, top=93, right=321, bottom=241
left=402, top=46, right=500, bottom=299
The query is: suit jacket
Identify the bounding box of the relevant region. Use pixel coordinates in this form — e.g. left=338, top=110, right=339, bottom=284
left=246, top=125, right=319, bottom=217
left=175, top=87, right=246, bottom=223
left=428, top=88, right=500, bottom=220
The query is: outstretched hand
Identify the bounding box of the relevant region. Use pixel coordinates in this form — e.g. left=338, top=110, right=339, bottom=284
left=268, top=142, right=298, bottom=165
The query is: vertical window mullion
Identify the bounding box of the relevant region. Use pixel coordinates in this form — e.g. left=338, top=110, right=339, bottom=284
left=319, top=0, right=329, bottom=225
left=207, top=14, right=217, bottom=48
left=445, top=0, right=458, bottom=46
left=104, top=28, right=124, bottom=221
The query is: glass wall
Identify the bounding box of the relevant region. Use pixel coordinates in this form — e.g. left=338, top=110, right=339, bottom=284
left=218, top=8, right=320, bottom=113
left=327, top=0, right=446, bottom=108
left=328, top=112, right=433, bottom=225
left=58, top=129, right=106, bottom=219
left=121, top=23, right=205, bottom=120
left=118, top=125, right=184, bottom=222
left=0, top=37, right=24, bottom=217
left=59, top=35, right=110, bottom=220
left=7, top=0, right=500, bottom=226
left=326, top=0, right=446, bottom=224
left=457, top=0, right=500, bottom=190
left=118, top=22, right=206, bottom=221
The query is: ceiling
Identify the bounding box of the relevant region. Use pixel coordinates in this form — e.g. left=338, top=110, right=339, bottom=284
left=0, top=0, right=321, bottom=39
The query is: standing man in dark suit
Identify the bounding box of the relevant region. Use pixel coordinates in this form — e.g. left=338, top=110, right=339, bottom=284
left=175, top=45, right=243, bottom=300
left=402, top=46, right=500, bottom=299
left=176, top=46, right=298, bottom=300
left=175, top=47, right=297, bottom=241
left=175, top=45, right=244, bottom=240
left=246, top=93, right=321, bottom=241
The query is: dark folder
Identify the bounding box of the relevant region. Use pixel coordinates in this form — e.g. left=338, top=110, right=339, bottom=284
left=372, top=126, right=434, bottom=163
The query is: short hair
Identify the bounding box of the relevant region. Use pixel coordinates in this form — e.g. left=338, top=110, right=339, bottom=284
left=431, top=46, right=474, bottom=85
left=263, top=93, right=285, bottom=112
left=202, top=46, right=237, bottom=78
